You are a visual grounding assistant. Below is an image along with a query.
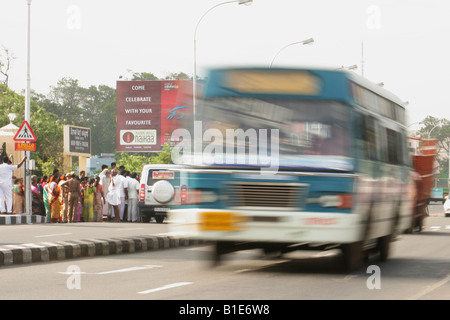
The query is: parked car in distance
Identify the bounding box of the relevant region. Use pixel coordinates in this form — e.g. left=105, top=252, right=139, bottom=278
left=138, top=164, right=188, bottom=223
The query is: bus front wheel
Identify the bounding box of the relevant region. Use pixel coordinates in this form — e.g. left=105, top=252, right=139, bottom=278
left=341, top=241, right=363, bottom=272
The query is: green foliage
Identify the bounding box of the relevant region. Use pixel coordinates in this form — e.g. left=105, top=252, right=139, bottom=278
left=0, top=84, right=64, bottom=176
left=0, top=83, right=25, bottom=125
left=115, top=143, right=173, bottom=173
left=115, top=152, right=148, bottom=173
left=131, top=72, right=159, bottom=81
left=417, top=115, right=450, bottom=175
left=148, top=142, right=173, bottom=165
left=164, top=72, right=190, bottom=80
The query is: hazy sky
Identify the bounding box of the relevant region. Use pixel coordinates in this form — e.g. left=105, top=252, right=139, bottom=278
left=1, top=0, right=449, bottom=126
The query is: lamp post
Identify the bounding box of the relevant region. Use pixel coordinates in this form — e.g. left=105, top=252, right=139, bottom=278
left=428, top=124, right=440, bottom=139
left=338, top=64, right=358, bottom=71
left=193, top=0, right=252, bottom=118
left=269, top=38, right=314, bottom=68
left=25, top=0, right=32, bottom=215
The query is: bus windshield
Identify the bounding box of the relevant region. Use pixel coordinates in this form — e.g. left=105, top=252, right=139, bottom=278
left=197, top=97, right=352, bottom=166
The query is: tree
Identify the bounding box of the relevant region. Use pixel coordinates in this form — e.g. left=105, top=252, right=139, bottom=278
left=115, top=152, right=148, bottom=173
left=148, top=142, right=173, bottom=165
left=164, top=72, right=190, bottom=80
left=131, top=72, right=159, bottom=81
left=0, top=84, right=64, bottom=176
left=417, top=115, right=450, bottom=175
left=39, top=78, right=117, bottom=155
left=0, top=46, right=16, bottom=88
left=115, top=143, right=173, bottom=173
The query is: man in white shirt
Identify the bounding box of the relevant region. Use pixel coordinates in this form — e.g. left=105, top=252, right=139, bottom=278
left=0, top=156, right=26, bottom=214
left=99, top=168, right=111, bottom=219
left=125, top=172, right=140, bottom=222
left=117, top=170, right=127, bottom=221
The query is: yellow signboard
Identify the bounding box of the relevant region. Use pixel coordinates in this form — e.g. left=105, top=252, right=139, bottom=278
left=224, top=70, right=321, bottom=95
left=15, top=142, right=36, bottom=152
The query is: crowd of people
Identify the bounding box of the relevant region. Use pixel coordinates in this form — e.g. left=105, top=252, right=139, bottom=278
left=2, top=160, right=141, bottom=223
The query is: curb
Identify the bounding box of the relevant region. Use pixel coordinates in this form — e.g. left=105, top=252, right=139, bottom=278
left=0, top=214, right=46, bottom=225
left=0, top=235, right=204, bottom=266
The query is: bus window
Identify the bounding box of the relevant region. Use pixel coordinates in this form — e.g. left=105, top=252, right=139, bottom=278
left=386, top=128, right=403, bottom=165
left=360, top=114, right=378, bottom=161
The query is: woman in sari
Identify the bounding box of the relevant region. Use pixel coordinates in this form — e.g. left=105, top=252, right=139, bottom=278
left=82, top=178, right=95, bottom=222
left=13, top=178, right=24, bottom=214
left=40, top=176, right=50, bottom=222
left=48, top=175, right=61, bottom=223
left=31, top=175, right=45, bottom=216
left=94, top=176, right=105, bottom=222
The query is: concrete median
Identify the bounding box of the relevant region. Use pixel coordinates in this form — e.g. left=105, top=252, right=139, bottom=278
left=0, top=214, right=204, bottom=266
left=0, top=234, right=204, bottom=266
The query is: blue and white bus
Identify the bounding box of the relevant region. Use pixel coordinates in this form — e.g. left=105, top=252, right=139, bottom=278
left=169, top=67, right=416, bottom=270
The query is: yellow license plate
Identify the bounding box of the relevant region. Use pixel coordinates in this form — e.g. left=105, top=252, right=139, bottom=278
left=200, top=212, right=246, bottom=231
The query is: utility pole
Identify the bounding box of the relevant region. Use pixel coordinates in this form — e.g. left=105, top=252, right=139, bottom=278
left=361, top=40, right=365, bottom=77
left=24, top=0, right=32, bottom=215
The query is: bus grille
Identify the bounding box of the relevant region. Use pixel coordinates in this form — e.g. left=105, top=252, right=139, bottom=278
left=225, top=182, right=308, bottom=210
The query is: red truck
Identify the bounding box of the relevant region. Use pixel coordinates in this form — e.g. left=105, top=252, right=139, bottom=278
left=409, top=138, right=438, bottom=232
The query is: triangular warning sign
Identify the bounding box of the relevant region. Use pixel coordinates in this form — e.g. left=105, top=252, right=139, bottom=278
left=13, top=121, right=37, bottom=142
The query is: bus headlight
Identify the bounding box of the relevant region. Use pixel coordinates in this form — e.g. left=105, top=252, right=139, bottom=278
left=319, top=195, right=352, bottom=209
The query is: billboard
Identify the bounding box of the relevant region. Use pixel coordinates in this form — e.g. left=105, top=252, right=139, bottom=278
left=116, top=80, right=192, bottom=152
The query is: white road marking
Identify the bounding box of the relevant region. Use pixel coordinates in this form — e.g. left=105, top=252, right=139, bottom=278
left=138, top=282, right=193, bottom=294
left=406, top=274, right=450, bottom=300
left=35, top=233, right=72, bottom=238
left=57, top=265, right=163, bottom=275
left=58, top=271, right=88, bottom=275
left=97, top=265, right=162, bottom=275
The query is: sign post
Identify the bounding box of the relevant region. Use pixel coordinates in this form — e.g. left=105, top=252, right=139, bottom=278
left=13, top=120, right=37, bottom=215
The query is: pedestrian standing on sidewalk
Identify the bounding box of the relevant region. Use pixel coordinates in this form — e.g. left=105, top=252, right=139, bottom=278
left=94, top=176, right=105, bottom=222
left=126, top=172, right=140, bottom=222
left=106, top=169, right=121, bottom=222
left=31, top=175, right=45, bottom=216
left=59, top=173, right=70, bottom=222
left=48, top=175, right=62, bottom=223
left=99, top=168, right=111, bottom=220
left=13, top=177, right=24, bottom=214
left=0, top=155, right=26, bottom=214
left=82, top=178, right=95, bottom=222
left=59, top=172, right=81, bottom=223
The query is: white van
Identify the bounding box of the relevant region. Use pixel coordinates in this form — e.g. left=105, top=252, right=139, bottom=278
left=138, top=164, right=188, bottom=223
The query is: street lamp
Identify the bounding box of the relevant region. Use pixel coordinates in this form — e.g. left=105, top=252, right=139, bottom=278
left=338, top=64, right=358, bottom=71
left=25, top=0, right=32, bottom=216
left=269, top=38, right=314, bottom=68
left=193, top=0, right=253, bottom=118
left=428, top=124, right=440, bottom=138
